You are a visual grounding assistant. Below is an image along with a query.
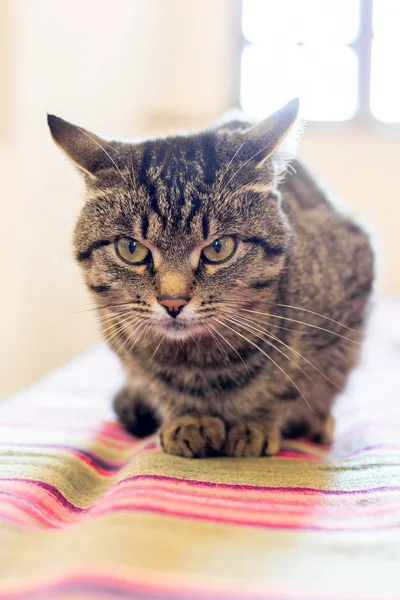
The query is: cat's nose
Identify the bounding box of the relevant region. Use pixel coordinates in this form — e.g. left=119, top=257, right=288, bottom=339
left=158, top=296, right=189, bottom=318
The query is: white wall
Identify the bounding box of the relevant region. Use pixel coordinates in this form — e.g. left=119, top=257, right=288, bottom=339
left=0, top=0, right=236, bottom=399
left=0, top=0, right=399, bottom=399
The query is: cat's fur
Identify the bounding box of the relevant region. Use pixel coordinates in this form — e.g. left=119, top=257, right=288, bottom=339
left=48, top=100, right=374, bottom=458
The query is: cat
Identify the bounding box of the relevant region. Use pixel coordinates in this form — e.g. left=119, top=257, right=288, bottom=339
left=48, top=99, right=374, bottom=458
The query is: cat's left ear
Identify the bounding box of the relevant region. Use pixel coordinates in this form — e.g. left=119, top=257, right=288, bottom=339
left=245, top=98, right=301, bottom=171
left=47, top=114, right=114, bottom=178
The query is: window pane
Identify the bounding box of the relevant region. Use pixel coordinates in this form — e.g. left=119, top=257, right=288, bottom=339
left=371, top=0, right=400, bottom=121
left=373, top=0, right=400, bottom=38
left=243, top=0, right=359, bottom=46
left=371, top=40, right=400, bottom=122
left=241, top=45, right=358, bottom=121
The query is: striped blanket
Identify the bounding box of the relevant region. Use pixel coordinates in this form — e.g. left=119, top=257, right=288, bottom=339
left=1, top=301, right=399, bottom=600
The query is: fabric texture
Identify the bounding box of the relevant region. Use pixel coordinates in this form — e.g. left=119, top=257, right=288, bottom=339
left=1, top=302, right=399, bottom=600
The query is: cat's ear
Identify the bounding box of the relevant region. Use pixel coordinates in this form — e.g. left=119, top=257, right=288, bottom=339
left=244, top=99, right=301, bottom=171
left=47, top=115, right=111, bottom=178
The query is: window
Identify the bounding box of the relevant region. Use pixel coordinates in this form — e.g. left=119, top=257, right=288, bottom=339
left=240, top=0, right=400, bottom=123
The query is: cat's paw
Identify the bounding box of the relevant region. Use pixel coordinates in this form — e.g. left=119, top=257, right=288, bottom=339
left=159, top=415, right=226, bottom=458
left=225, top=422, right=281, bottom=457
left=113, top=387, right=160, bottom=438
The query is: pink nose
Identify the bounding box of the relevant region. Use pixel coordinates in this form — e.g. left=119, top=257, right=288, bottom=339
left=158, top=297, right=188, bottom=317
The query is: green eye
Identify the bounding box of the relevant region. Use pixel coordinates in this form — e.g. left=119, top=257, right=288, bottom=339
left=115, top=238, right=150, bottom=265
left=202, top=236, right=237, bottom=264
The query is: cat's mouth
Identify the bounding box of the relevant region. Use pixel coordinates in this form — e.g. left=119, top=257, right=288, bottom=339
left=154, top=314, right=207, bottom=340
left=166, top=320, right=188, bottom=331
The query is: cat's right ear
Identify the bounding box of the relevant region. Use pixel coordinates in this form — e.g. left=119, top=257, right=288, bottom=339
left=47, top=115, right=110, bottom=178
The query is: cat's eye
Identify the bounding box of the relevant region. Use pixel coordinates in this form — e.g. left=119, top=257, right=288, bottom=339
left=114, top=238, right=150, bottom=265
left=201, top=236, right=237, bottom=264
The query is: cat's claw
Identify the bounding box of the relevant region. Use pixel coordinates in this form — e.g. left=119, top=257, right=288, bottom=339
left=225, top=422, right=281, bottom=457
left=159, top=415, right=226, bottom=458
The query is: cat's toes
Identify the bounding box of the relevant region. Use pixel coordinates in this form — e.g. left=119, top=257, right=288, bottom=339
left=159, top=415, right=226, bottom=458
left=113, top=388, right=160, bottom=438
left=225, top=422, right=281, bottom=457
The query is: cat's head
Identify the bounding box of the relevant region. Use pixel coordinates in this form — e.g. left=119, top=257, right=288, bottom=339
left=48, top=100, right=300, bottom=341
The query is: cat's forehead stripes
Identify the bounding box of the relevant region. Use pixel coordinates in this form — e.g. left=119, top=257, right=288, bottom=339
left=130, top=133, right=223, bottom=234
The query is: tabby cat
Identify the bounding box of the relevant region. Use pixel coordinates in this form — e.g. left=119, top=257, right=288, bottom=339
left=48, top=99, right=373, bottom=458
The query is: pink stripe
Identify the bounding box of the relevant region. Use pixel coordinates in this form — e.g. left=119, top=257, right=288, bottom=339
left=2, top=481, right=400, bottom=531
left=5, top=477, right=399, bottom=515
left=4, top=473, right=400, bottom=498
left=0, top=570, right=375, bottom=600
left=4, top=484, right=394, bottom=529
left=0, top=443, right=128, bottom=474
left=95, top=502, right=400, bottom=532
left=120, top=474, right=400, bottom=496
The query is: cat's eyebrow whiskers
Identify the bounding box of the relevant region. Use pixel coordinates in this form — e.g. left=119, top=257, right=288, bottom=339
left=76, top=126, right=129, bottom=185
left=213, top=316, right=314, bottom=414
left=216, top=139, right=247, bottom=191
left=219, top=140, right=277, bottom=195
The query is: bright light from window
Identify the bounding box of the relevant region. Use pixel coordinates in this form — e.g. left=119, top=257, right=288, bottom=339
left=243, top=0, right=359, bottom=46
left=241, top=0, right=359, bottom=121
left=241, top=44, right=358, bottom=121
left=371, top=1, right=400, bottom=122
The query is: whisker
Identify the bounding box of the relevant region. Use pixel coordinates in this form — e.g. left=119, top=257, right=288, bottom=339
left=100, top=311, right=138, bottom=337
left=203, top=323, right=230, bottom=365
left=225, top=304, right=361, bottom=344
left=220, top=139, right=277, bottom=193
left=151, top=335, right=165, bottom=359
left=217, top=139, right=247, bottom=191
left=123, top=321, right=148, bottom=360
left=214, top=317, right=314, bottom=413
left=103, top=315, right=141, bottom=349
left=92, top=309, right=132, bottom=325
left=67, top=302, right=135, bottom=317
left=113, top=318, right=144, bottom=358
left=76, top=127, right=129, bottom=185
left=207, top=323, right=251, bottom=379
left=221, top=305, right=309, bottom=335
left=190, top=333, right=204, bottom=360
left=275, top=303, right=359, bottom=332
left=220, top=315, right=315, bottom=387
left=224, top=311, right=340, bottom=390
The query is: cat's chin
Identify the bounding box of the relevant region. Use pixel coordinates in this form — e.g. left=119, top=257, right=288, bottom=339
left=153, top=320, right=206, bottom=341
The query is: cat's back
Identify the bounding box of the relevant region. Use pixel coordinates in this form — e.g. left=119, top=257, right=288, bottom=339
left=280, top=158, right=374, bottom=312
left=280, top=158, right=337, bottom=214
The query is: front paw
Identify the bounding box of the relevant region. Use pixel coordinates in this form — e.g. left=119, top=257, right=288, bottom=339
left=225, top=422, right=281, bottom=457
left=113, top=387, right=160, bottom=438
left=159, top=415, right=226, bottom=458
